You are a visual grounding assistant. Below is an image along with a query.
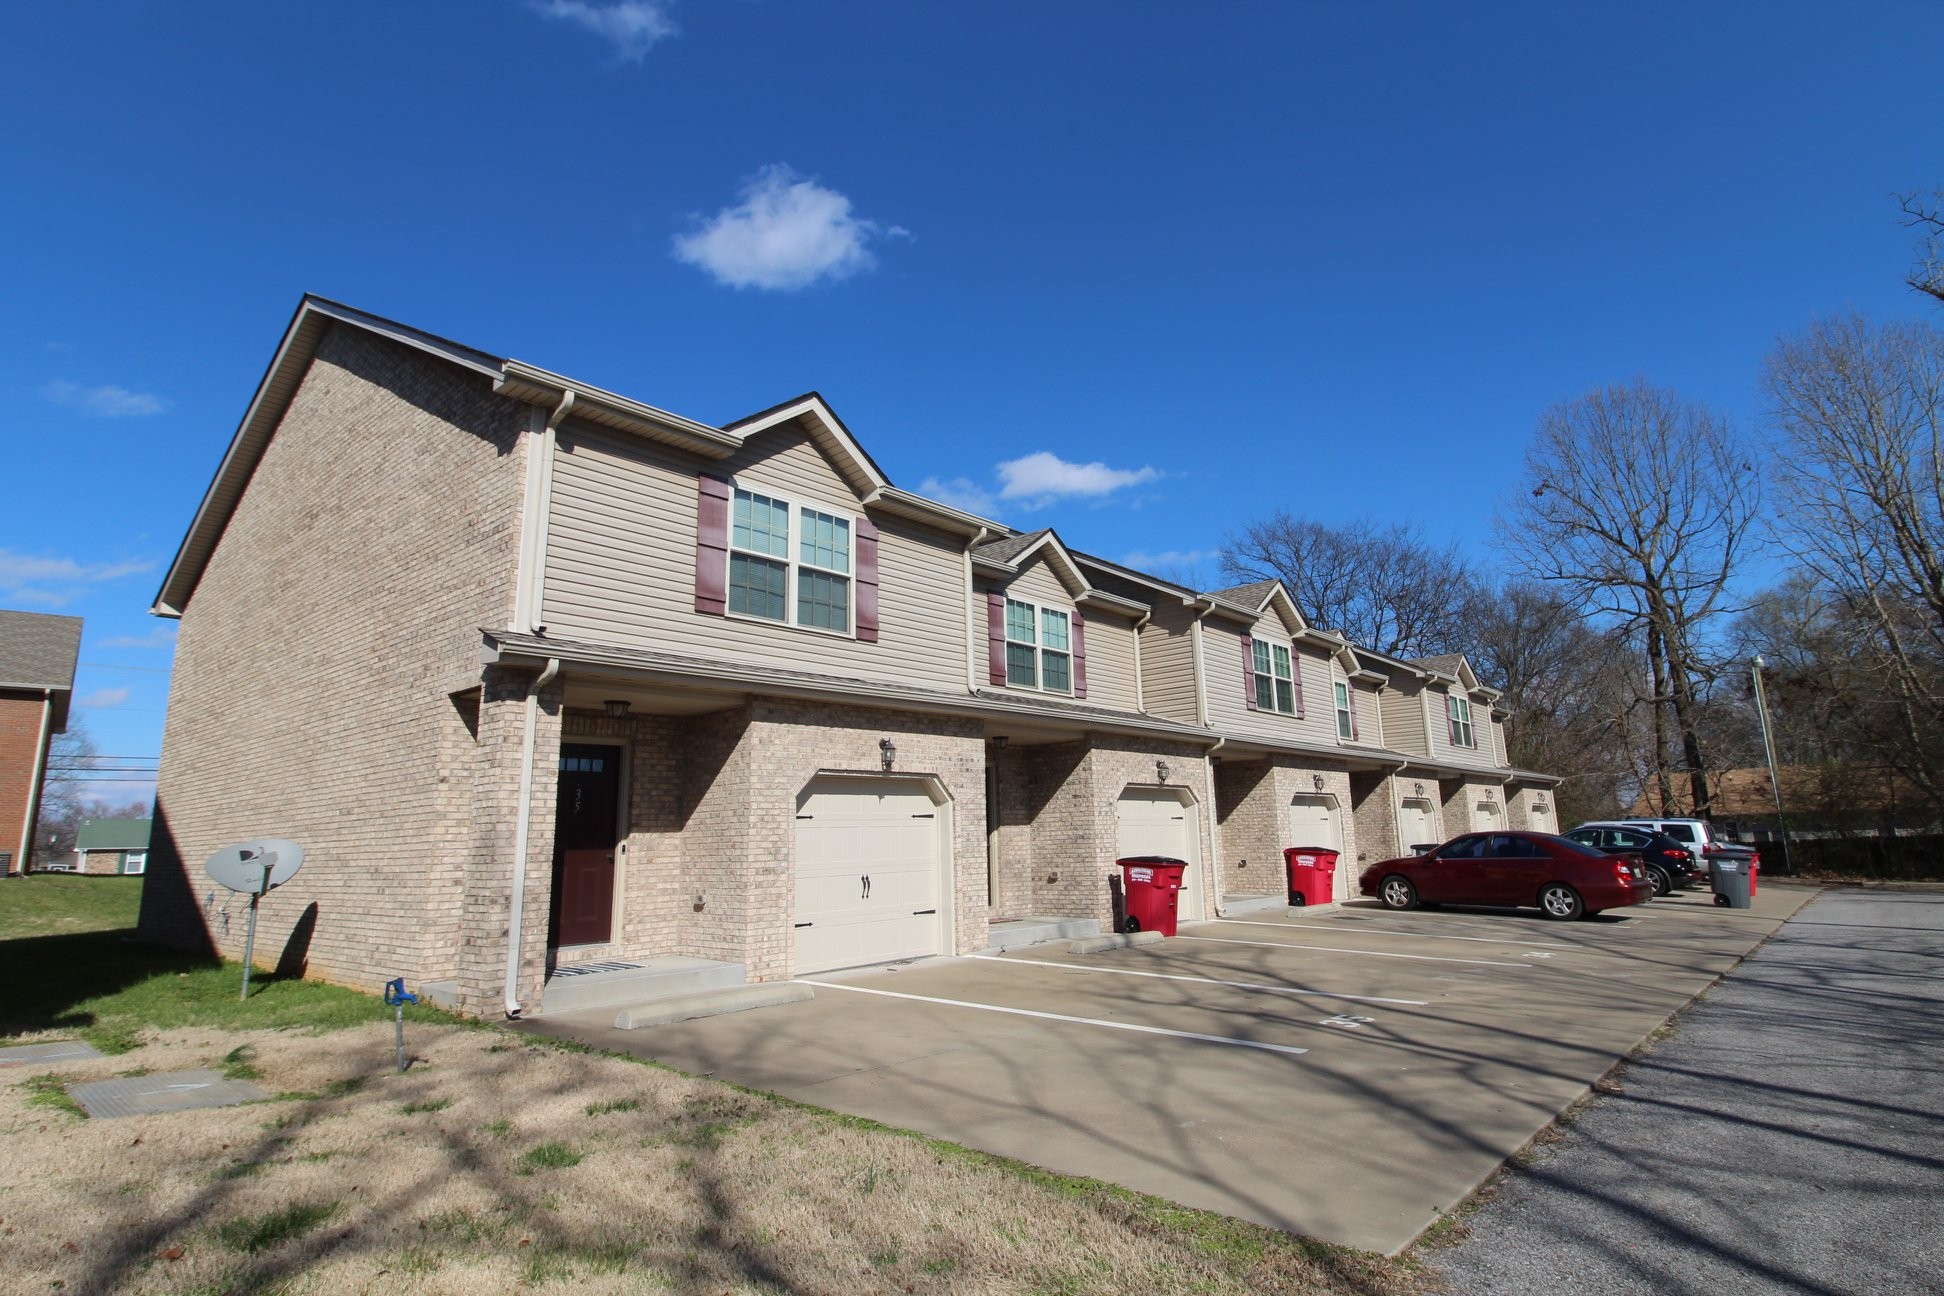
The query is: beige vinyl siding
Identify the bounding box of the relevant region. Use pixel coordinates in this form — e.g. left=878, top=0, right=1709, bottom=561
left=1380, top=681, right=1428, bottom=756
left=1423, top=683, right=1500, bottom=770
left=544, top=418, right=967, bottom=690
left=1139, top=601, right=1200, bottom=723
left=1003, top=554, right=1072, bottom=609
left=1080, top=611, right=1140, bottom=711
left=1202, top=625, right=1342, bottom=747
left=1353, top=685, right=1382, bottom=746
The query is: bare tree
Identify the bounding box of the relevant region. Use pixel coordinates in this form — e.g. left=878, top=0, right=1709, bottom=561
left=1762, top=312, right=1944, bottom=814
left=1499, top=380, right=1759, bottom=816
left=1468, top=581, right=1639, bottom=825
left=1220, top=514, right=1483, bottom=657
left=31, top=716, right=97, bottom=869
left=1901, top=190, right=1944, bottom=307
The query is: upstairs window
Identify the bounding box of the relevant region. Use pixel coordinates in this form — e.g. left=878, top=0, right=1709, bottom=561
left=1006, top=598, right=1072, bottom=693
left=1252, top=639, right=1296, bottom=714
left=727, top=487, right=851, bottom=633
left=1447, top=694, right=1475, bottom=747
left=1334, top=681, right=1354, bottom=740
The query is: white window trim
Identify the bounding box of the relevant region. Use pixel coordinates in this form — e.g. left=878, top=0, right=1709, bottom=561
left=723, top=479, right=856, bottom=640
left=1448, top=694, right=1476, bottom=748
left=124, top=850, right=147, bottom=876
left=1003, top=595, right=1074, bottom=695
left=1333, top=676, right=1353, bottom=743
left=1252, top=636, right=1297, bottom=715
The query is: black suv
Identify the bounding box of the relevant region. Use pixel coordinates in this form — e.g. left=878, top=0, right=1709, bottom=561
left=1564, top=823, right=1706, bottom=897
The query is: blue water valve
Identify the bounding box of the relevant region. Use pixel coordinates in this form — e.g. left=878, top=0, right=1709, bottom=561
left=384, top=978, right=418, bottom=1007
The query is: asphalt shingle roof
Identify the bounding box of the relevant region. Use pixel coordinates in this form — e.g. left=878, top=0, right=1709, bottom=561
left=1409, top=653, right=1468, bottom=677
left=971, top=530, right=1049, bottom=564
left=1205, top=580, right=1281, bottom=608
left=0, top=610, right=82, bottom=691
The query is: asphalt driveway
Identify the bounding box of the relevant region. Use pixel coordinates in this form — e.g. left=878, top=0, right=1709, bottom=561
left=522, top=884, right=1815, bottom=1254
left=1430, top=886, right=1944, bottom=1293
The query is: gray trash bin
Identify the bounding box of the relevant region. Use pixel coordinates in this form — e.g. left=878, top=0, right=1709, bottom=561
left=1709, top=857, right=1752, bottom=909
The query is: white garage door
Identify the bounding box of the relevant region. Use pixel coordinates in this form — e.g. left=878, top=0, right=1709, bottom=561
left=794, top=778, right=945, bottom=975
left=1398, top=798, right=1439, bottom=854
left=1473, top=798, right=1503, bottom=832
left=1115, top=788, right=1204, bottom=921
left=1287, top=794, right=1340, bottom=850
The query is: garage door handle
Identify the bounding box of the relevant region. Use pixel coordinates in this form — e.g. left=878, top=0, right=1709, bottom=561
left=912, top=909, right=936, bottom=915
left=861, top=875, right=871, bottom=899
left=795, top=922, right=813, bottom=928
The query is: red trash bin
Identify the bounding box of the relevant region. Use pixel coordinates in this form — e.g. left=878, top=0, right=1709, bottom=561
left=1117, top=856, right=1187, bottom=936
left=1284, top=847, right=1341, bottom=906
left=1749, top=851, right=1760, bottom=897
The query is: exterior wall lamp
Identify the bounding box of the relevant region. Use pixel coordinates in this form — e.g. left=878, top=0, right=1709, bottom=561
left=1156, top=760, right=1170, bottom=784
left=1413, top=782, right=1425, bottom=798
left=602, top=699, right=631, bottom=719
left=879, top=737, right=897, bottom=770
left=1312, top=773, right=1326, bottom=792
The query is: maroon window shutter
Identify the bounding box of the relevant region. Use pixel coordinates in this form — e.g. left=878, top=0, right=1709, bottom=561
left=1242, top=633, right=1258, bottom=710
left=986, top=592, right=1007, bottom=685
left=854, top=517, right=880, bottom=642
left=1071, top=611, right=1088, bottom=698
left=694, top=474, right=731, bottom=615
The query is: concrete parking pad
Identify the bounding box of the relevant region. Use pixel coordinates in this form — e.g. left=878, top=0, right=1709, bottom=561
left=520, top=884, right=1815, bottom=1253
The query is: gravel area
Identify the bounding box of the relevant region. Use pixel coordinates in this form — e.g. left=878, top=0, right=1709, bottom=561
left=1429, top=888, right=1944, bottom=1295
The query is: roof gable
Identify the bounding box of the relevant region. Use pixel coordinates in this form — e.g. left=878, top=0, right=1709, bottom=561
left=724, top=393, right=889, bottom=501
left=76, top=818, right=152, bottom=851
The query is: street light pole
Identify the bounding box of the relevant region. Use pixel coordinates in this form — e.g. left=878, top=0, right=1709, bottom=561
left=1751, top=655, right=1795, bottom=875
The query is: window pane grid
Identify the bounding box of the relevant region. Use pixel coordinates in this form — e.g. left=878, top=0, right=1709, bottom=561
left=797, top=567, right=850, bottom=631
left=1006, top=599, right=1036, bottom=644
left=1041, top=650, right=1071, bottom=693
left=732, top=490, right=789, bottom=558
left=1041, top=609, right=1070, bottom=651
left=799, top=508, right=850, bottom=574
left=728, top=553, right=788, bottom=620
left=1006, top=643, right=1039, bottom=687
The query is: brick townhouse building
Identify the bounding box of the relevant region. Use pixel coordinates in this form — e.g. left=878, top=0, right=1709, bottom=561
left=139, top=296, right=1558, bottom=1018
left=1, top=609, right=81, bottom=877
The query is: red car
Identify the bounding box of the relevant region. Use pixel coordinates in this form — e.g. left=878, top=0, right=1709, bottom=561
left=1357, top=830, right=1654, bottom=920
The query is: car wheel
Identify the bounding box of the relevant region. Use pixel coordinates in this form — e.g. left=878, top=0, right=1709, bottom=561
left=1649, top=866, right=1673, bottom=898
left=1538, top=882, right=1584, bottom=921
left=1121, top=914, right=1141, bottom=933
left=1379, top=875, right=1419, bottom=911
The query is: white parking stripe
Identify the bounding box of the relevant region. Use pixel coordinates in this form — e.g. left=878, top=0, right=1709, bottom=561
left=1212, top=919, right=1574, bottom=950
left=798, top=980, right=1311, bottom=1056
left=1174, top=935, right=1532, bottom=969
left=971, top=954, right=1429, bottom=1006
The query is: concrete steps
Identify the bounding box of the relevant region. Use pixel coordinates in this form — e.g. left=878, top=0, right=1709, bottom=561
left=613, top=983, right=813, bottom=1030
left=541, top=956, right=746, bottom=1015
left=987, top=916, right=1103, bottom=951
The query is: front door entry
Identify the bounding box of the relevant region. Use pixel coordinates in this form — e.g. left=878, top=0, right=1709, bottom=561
left=551, top=743, right=620, bottom=947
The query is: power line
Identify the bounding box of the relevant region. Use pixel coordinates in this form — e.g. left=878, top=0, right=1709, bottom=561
left=79, top=661, right=173, bottom=673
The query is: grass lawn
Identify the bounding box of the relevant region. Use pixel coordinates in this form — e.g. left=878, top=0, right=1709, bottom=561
left=0, top=872, right=145, bottom=939
left=0, top=876, right=1436, bottom=1295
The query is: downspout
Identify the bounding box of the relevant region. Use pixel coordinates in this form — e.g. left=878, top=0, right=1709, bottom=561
left=1205, top=734, right=1228, bottom=917
left=1189, top=600, right=1216, bottom=728
left=14, top=689, right=53, bottom=876
left=504, top=656, right=560, bottom=1018
left=962, top=527, right=992, bottom=693
left=1132, top=609, right=1151, bottom=712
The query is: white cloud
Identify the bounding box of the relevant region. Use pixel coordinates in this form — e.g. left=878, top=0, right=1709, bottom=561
left=532, top=0, right=676, bottom=62
left=78, top=687, right=130, bottom=709
left=99, top=626, right=178, bottom=650
left=673, top=166, right=895, bottom=291
left=43, top=380, right=168, bottom=417
left=997, top=452, right=1159, bottom=509
left=916, top=476, right=998, bottom=518
left=0, top=550, right=156, bottom=607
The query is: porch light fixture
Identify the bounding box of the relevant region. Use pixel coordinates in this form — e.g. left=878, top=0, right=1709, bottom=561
left=1413, top=782, right=1425, bottom=798
left=1312, top=773, right=1326, bottom=792
left=1156, top=760, right=1170, bottom=784
left=879, top=737, right=897, bottom=770
left=602, top=699, right=631, bottom=719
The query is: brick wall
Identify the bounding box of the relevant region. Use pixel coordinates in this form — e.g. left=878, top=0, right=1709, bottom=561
left=1, top=692, right=51, bottom=875
left=1214, top=759, right=1278, bottom=898
left=1350, top=770, right=1397, bottom=867
left=140, top=323, right=528, bottom=1001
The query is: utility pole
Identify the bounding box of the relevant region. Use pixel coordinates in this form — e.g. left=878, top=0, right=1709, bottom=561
left=1750, top=656, right=1795, bottom=875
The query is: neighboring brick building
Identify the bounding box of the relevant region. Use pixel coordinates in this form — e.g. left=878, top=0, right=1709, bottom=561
left=141, top=297, right=1558, bottom=1018
left=1, top=610, right=82, bottom=877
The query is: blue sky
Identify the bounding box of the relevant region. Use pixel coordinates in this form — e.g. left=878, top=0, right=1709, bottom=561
left=4, top=1, right=1940, bottom=801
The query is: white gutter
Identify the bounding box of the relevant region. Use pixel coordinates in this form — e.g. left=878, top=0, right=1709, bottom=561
left=504, top=656, right=560, bottom=1018
left=963, top=527, right=992, bottom=693
left=14, top=689, right=53, bottom=876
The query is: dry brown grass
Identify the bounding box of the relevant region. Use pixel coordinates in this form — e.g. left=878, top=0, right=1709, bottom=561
left=0, top=1022, right=1430, bottom=1295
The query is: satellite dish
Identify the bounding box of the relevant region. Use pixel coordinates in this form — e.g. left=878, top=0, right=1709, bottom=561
left=203, top=839, right=305, bottom=895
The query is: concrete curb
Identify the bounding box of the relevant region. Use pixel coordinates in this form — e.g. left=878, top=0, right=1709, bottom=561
left=1067, top=931, right=1165, bottom=954
left=613, top=983, right=813, bottom=1030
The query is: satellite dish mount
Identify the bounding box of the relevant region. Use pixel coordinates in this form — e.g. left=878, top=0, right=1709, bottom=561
left=203, top=839, right=306, bottom=1000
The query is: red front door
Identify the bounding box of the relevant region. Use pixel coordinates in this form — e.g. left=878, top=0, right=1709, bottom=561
left=550, top=743, right=621, bottom=947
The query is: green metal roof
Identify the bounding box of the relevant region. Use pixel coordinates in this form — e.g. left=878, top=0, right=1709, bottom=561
left=75, top=818, right=152, bottom=851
